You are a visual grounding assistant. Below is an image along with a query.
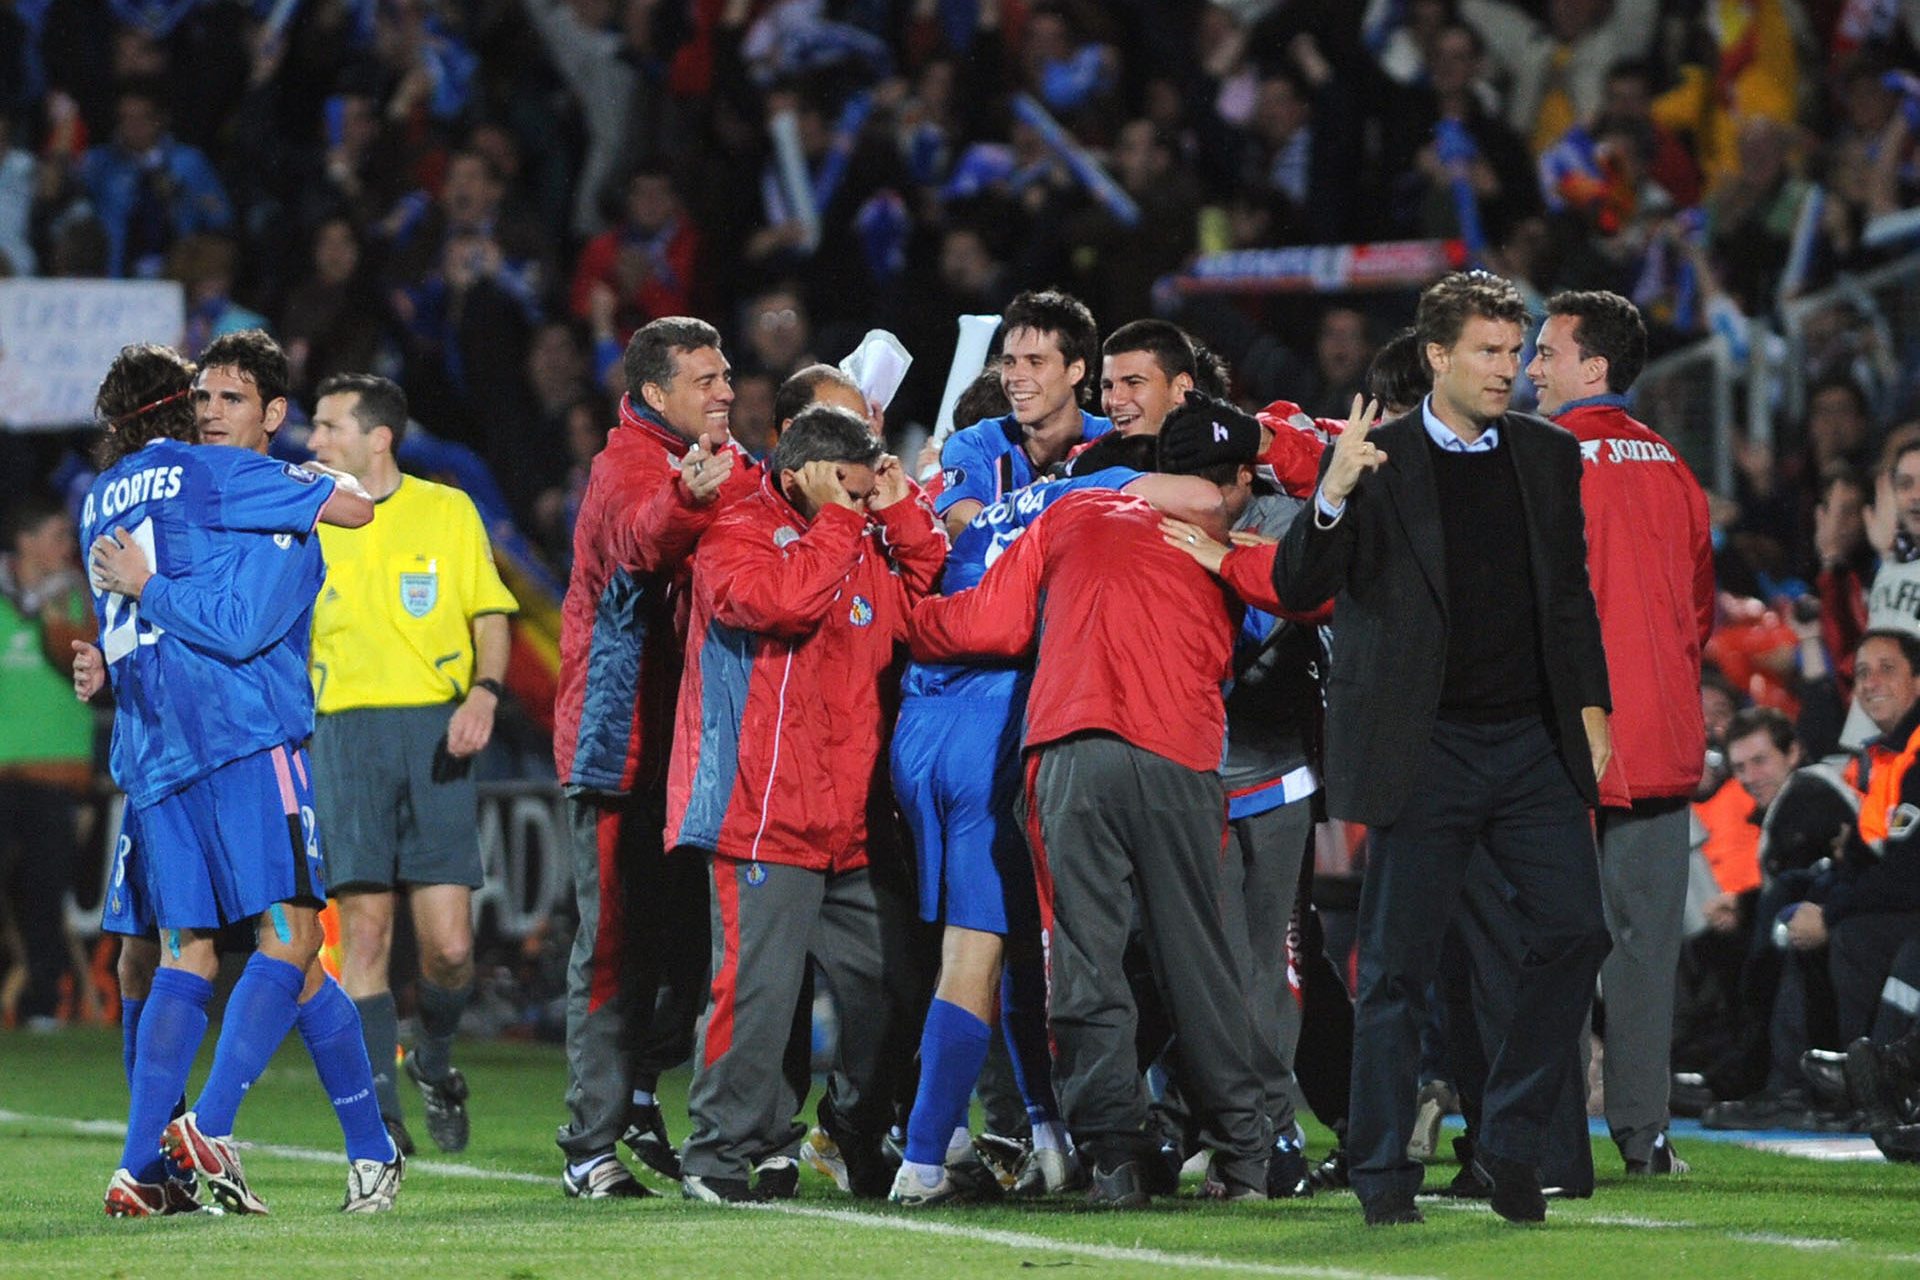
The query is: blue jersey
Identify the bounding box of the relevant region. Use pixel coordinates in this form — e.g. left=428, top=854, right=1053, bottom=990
left=933, top=410, right=1112, bottom=518
left=902, top=465, right=1141, bottom=700
left=80, top=440, right=334, bottom=807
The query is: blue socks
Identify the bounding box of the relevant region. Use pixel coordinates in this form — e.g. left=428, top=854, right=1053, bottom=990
left=904, top=999, right=993, bottom=1168
left=120, top=991, right=191, bottom=1144
left=120, top=969, right=212, bottom=1183
left=192, top=953, right=304, bottom=1138
left=1000, top=959, right=1061, bottom=1124
left=297, top=977, right=397, bottom=1164
left=120, top=995, right=144, bottom=1088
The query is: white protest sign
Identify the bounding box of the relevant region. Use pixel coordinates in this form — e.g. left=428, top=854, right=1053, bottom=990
left=0, top=279, right=186, bottom=431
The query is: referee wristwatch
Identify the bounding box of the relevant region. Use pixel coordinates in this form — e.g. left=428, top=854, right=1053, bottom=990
left=469, top=677, right=507, bottom=701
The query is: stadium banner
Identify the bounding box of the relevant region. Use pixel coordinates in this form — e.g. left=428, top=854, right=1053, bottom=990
left=72, top=781, right=571, bottom=942
left=0, top=279, right=187, bottom=431
left=1174, top=240, right=1468, bottom=296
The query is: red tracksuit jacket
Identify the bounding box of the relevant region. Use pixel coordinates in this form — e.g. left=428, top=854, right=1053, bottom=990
left=1558, top=397, right=1715, bottom=805
left=667, top=474, right=947, bottom=870
left=1255, top=398, right=1341, bottom=496
left=553, top=398, right=757, bottom=794
left=909, top=489, right=1236, bottom=773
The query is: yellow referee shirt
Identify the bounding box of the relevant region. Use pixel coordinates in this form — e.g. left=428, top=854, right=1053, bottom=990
left=311, top=475, right=518, bottom=713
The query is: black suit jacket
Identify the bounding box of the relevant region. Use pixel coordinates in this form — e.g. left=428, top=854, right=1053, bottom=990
left=1272, top=409, right=1611, bottom=826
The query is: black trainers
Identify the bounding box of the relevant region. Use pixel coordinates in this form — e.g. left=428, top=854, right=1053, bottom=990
left=563, top=1153, right=654, bottom=1199
left=753, top=1155, right=800, bottom=1200
left=1800, top=1049, right=1852, bottom=1112
left=1087, top=1161, right=1150, bottom=1209
left=1308, top=1144, right=1350, bottom=1192
left=1874, top=1122, right=1920, bottom=1163
left=1146, top=1140, right=1183, bottom=1197
left=1473, top=1153, right=1546, bottom=1223
left=1443, top=1161, right=1491, bottom=1198
left=1624, top=1132, right=1690, bottom=1176
left=1702, top=1090, right=1849, bottom=1132
left=973, top=1132, right=1030, bottom=1191
left=945, top=1151, right=1007, bottom=1201
left=1362, top=1191, right=1424, bottom=1226
left=682, top=1173, right=769, bottom=1204
left=1845, top=1035, right=1920, bottom=1130
left=403, top=1050, right=470, bottom=1153
left=622, top=1103, right=682, bottom=1179
left=1266, top=1139, right=1312, bottom=1198
left=1443, top=1138, right=1490, bottom=1198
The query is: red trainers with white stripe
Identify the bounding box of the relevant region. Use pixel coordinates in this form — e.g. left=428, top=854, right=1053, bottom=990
left=163, top=1112, right=269, bottom=1215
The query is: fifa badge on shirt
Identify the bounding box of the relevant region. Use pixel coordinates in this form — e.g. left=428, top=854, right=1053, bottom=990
left=400, top=559, right=439, bottom=617
left=773, top=527, right=801, bottom=549
left=848, top=595, right=874, bottom=627
left=745, top=863, right=768, bottom=886
left=942, top=466, right=966, bottom=490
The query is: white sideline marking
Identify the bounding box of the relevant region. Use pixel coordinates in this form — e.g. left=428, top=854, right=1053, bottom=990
left=1423, top=1198, right=1874, bottom=1255
left=750, top=1204, right=1441, bottom=1280
left=4, top=1110, right=1429, bottom=1280
left=1727, top=1233, right=1845, bottom=1251
left=1738, top=1137, right=1884, bottom=1162
left=248, top=1139, right=552, bottom=1184
left=0, top=1111, right=553, bottom=1184
left=11, top=1109, right=1907, bottom=1274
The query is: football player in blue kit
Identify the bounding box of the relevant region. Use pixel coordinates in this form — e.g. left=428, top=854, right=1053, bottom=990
left=931, top=290, right=1111, bottom=540
left=889, top=328, right=1237, bottom=1205
left=81, top=343, right=394, bottom=1218
left=887, top=290, right=1106, bottom=1203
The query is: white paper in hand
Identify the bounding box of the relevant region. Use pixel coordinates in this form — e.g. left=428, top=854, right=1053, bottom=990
left=839, top=329, right=913, bottom=414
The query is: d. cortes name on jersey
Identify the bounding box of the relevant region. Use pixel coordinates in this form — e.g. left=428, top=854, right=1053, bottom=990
left=1579, top=437, right=1676, bottom=466
left=84, top=464, right=184, bottom=527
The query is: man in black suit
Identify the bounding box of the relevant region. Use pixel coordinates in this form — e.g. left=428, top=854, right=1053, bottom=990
left=1270, top=271, right=1614, bottom=1226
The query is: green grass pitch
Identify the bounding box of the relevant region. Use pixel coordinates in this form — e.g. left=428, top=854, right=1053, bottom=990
left=3, top=1027, right=1918, bottom=1279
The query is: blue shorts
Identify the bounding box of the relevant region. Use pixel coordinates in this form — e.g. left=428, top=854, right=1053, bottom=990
left=891, top=695, right=1034, bottom=935
left=100, top=820, right=151, bottom=938
left=118, top=743, right=328, bottom=932
left=100, top=819, right=274, bottom=953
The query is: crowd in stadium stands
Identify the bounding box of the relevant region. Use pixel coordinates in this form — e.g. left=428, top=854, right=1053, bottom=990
left=3, top=0, right=1920, bottom=1219
left=0, top=1, right=1917, bottom=526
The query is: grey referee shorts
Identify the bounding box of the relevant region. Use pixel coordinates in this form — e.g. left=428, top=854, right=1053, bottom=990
left=310, top=704, right=483, bottom=891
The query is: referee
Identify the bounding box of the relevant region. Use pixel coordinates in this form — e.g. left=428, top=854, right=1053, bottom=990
left=307, top=372, right=519, bottom=1156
